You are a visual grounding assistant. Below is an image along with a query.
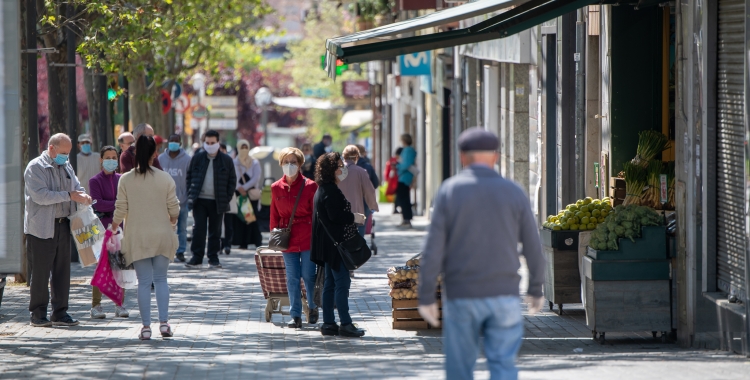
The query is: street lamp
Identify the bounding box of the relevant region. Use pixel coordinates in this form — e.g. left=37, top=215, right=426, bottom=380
left=254, top=87, right=272, bottom=146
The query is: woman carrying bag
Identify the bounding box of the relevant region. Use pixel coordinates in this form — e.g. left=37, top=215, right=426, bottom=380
left=111, top=135, right=181, bottom=340
left=232, top=139, right=263, bottom=250
left=269, top=147, right=319, bottom=328
left=311, top=152, right=367, bottom=338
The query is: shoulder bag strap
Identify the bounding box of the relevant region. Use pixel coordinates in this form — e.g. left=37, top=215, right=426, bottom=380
left=286, top=180, right=306, bottom=229
left=316, top=212, right=339, bottom=247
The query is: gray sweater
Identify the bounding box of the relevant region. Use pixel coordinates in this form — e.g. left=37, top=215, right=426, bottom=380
left=159, top=149, right=192, bottom=205
left=418, top=165, right=545, bottom=305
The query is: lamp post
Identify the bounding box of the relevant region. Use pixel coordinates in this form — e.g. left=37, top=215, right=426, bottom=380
left=254, top=87, right=272, bottom=146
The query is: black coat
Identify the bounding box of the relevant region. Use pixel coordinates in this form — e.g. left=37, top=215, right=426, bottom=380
left=186, top=149, right=237, bottom=214
left=356, top=156, right=380, bottom=189
left=313, top=141, right=327, bottom=162
left=311, top=182, right=356, bottom=268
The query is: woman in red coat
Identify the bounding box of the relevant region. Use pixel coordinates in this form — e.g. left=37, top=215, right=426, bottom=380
left=383, top=147, right=403, bottom=213
left=270, top=147, right=319, bottom=329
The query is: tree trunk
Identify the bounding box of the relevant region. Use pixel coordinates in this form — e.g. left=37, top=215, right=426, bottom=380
left=129, top=71, right=169, bottom=136
left=83, top=67, right=100, bottom=148
left=46, top=54, right=68, bottom=136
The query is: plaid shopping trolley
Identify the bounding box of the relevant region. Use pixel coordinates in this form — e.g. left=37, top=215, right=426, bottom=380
left=255, top=247, right=309, bottom=322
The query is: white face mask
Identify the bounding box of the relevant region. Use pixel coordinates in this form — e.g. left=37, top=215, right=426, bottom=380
left=204, top=142, right=220, bottom=155
left=282, top=163, right=298, bottom=177
left=336, top=165, right=348, bottom=182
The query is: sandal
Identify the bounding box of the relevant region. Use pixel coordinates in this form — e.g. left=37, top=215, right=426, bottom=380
left=159, top=322, right=173, bottom=338
left=139, top=326, right=152, bottom=340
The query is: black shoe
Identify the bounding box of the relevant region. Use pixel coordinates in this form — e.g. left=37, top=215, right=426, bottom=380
left=51, top=315, right=79, bottom=326
left=208, top=261, right=222, bottom=269
left=175, top=253, right=186, bottom=262
left=339, top=323, right=365, bottom=337
left=287, top=317, right=302, bottom=329
left=185, top=259, right=202, bottom=269
left=30, top=317, right=52, bottom=327
left=239, top=245, right=248, bottom=250
left=308, top=308, right=319, bottom=325
left=223, top=247, right=231, bottom=255
left=320, top=323, right=339, bottom=336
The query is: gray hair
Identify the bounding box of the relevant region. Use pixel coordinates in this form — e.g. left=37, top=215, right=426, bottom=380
left=133, top=123, right=152, bottom=139
left=48, top=133, right=71, bottom=147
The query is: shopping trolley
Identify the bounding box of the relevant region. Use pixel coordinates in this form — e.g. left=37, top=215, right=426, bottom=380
left=366, top=213, right=377, bottom=255
left=254, top=247, right=309, bottom=322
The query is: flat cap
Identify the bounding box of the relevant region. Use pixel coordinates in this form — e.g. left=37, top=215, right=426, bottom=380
left=458, top=127, right=499, bottom=152
left=78, top=133, right=92, bottom=143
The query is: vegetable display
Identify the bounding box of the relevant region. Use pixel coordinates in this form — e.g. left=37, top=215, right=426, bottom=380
left=631, top=130, right=671, bottom=167
left=588, top=204, right=663, bottom=251
left=543, top=197, right=613, bottom=231
left=387, top=253, right=441, bottom=300
left=623, top=162, right=647, bottom=206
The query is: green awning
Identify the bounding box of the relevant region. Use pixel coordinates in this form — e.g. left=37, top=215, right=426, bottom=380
left=326, top=0, right=603, bottom=79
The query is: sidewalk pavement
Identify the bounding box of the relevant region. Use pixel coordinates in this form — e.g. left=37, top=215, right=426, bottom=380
left=0, top=203, right=746, bottom=379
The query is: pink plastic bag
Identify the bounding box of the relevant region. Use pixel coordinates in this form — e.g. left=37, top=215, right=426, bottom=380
left=90, top=230, right=124, bottom=306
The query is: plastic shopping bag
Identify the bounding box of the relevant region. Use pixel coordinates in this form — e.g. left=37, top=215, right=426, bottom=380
left=237, top=195, right=257, bottom=224
left=107, top=228, right=137, bottom=289
left=91, top=230, right=124, bottom=306
left=69, top=205, right=106, bottom=267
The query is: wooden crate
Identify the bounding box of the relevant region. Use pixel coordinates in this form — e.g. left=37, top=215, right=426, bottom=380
left=392, top=298, right=442, bottom=330
left=542, top=242, right=582, bottom=310
left=585, top=278, right=671, bottom=333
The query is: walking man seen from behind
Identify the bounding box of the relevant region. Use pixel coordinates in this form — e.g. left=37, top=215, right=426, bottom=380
left=120, top=123, right=162, bottom=173
left=25, top=133, right=93, bottom=327
left=418, top=127, right=546, bottom=380
left=76, top=133, right=100, bottom=194
left=159, top=134, right=192, bottom=262
left=185, top=130, right=236, bottom=269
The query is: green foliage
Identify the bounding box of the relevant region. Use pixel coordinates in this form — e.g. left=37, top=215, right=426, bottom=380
left=285, top=2, right=366, bottom=142
left=77, top=0, right=274, bottom=97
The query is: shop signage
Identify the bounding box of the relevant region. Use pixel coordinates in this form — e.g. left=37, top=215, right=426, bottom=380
left=400, top=51, right=431, bottom=76
left=208, top=119, right=238, bottom=130
left=301, top=87, right=331, bottom=98
left=660, top=174, right=668, bottom=204
left=343, top=81, right=371, bottom=98
left=399, top=0, right=438, bottom=10
left=192, top=105, right=208, bottom=120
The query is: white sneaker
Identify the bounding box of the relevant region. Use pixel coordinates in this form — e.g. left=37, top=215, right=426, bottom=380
left=90, top=306, right=106, bottom=319
left=115, top=305, right=130, bottom=318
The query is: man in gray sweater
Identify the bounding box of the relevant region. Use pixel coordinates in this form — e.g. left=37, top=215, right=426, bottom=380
left=159, top=134, right=192, bottom=262
left=418, top=127, right=546, bottom=380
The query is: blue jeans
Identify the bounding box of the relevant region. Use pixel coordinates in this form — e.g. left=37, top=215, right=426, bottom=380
left=357, top=205, right=371, bottom=237
left=443, top=296, right=524, bottom=380
left=322, top=261, right=352, bottom=325
left=176, top=205, right=188, bottom=254
left=282, top=251, right=317, bottom=319
left=133, top=255, right=170, bottom=326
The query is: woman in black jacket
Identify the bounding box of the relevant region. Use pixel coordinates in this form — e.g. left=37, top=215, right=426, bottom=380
left=310, top=152, right=366, bottom=337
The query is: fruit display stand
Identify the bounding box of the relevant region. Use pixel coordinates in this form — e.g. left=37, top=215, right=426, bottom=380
left=541, top=229, right=582, bottom=315
left=392, top=298, right=442, bottom=330
left=388, top=253, right=442, bottom=330
left=583, top=225, right=671, bottom=343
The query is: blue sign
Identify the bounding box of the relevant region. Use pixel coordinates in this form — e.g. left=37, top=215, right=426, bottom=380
left=399, top=52, right=431, bottom=76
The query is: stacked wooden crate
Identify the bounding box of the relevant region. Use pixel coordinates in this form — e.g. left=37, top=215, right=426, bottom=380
left=388, top=253, right=443, bottom=330
left=392, top=299, right=442, bottom=330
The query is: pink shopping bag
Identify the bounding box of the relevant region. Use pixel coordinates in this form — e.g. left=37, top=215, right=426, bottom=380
left=90, top=230, right=124, bottom=306
left=365, top=213, right=373, bottom=235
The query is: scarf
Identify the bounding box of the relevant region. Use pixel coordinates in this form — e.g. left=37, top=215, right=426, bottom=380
left=236, top=139, right=253, bottom=169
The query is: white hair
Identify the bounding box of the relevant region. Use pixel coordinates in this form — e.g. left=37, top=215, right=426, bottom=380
left=133, top=123, right=152, bottom=139
left=48, top=133, right=71, bottom=147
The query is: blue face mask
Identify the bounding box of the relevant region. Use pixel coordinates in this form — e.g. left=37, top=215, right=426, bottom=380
left=54, top=153, right=69, bottom=166
left=102, top=159, right=118, bottom=172
left=168, top=142, right=180, bottom=152
left=81, top=144, right=92, bottom=154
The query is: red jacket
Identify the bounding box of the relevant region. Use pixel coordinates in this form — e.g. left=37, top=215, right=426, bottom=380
left=269, top=174, right=318, bottom=253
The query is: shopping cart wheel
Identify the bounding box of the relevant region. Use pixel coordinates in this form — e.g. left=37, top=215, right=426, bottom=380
left=265, top=310, right=272, bottom=322
left=265, top=299, right=273, bottom=322
left=371, top=244, right=378, bottom=256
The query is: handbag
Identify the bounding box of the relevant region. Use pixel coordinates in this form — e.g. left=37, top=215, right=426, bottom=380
left=268, top=180, right=305, bottom=251
left=238, top=171, right=263, bottom=201
left=237, top=195, right=256, bottom=224
left=228, top=193, right=238, bottom=214
left=317, top=212, right=372, bottom=271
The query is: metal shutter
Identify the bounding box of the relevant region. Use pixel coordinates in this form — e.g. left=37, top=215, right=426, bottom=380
left=716, top=0, right=746, bottom=301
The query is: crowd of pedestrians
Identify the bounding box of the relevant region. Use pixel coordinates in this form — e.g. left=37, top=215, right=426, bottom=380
left=21, top=124, right=545, bottom=379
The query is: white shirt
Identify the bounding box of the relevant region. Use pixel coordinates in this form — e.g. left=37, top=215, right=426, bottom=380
left=77, top=152, right=101, bottom=194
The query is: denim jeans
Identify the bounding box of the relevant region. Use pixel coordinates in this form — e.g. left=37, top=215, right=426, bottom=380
left=322, top=261, right=352, bottom=325
left=282, top=251, right=317, bottom=319
left=133, top=255, right=170, bottom=326
left=176, top=205, right=189, bottom=254
left=357, top=205, right=371, bottom=237
left=443, top=295, right=524, bottom=380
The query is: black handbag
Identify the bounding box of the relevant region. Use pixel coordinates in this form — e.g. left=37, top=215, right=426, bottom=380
left=268, top=181, right=305, bottom=251
left=317, top=212, right=372, bottom=270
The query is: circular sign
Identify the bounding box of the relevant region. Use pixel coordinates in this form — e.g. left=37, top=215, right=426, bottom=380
left=161, top=89, right=172, bottom=114
left=171, top=83, right=182, bottom=100
left=174, top=94, right=191, bottom=114
left=192, top=105, right=208, bottom=120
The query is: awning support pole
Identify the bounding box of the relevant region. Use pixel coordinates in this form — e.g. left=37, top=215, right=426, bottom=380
left=575, top=9, right=587, bottom=200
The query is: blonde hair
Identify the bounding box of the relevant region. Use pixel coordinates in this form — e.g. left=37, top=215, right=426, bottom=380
left=342, top=145, right=360, bottom=161
left=278, top=147, right=304, bottom=166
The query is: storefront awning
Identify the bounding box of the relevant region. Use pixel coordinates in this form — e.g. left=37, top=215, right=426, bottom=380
left=326, top=0, right=602, bottom=79
left=271, top=97, right=341, bottom=110
left=340, top=110, right=373, bottom=132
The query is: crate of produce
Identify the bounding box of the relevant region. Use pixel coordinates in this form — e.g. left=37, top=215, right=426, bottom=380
left=582, top=255, right=670, bottom=281
left=391, top=298, right=442, bottom=330
left=587, top=226, right=667, bottom=261
left=541, top=197, right=613, bottom=313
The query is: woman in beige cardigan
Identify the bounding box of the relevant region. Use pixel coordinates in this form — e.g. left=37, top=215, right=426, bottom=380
left=111, top=135, right=180, bottom=340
